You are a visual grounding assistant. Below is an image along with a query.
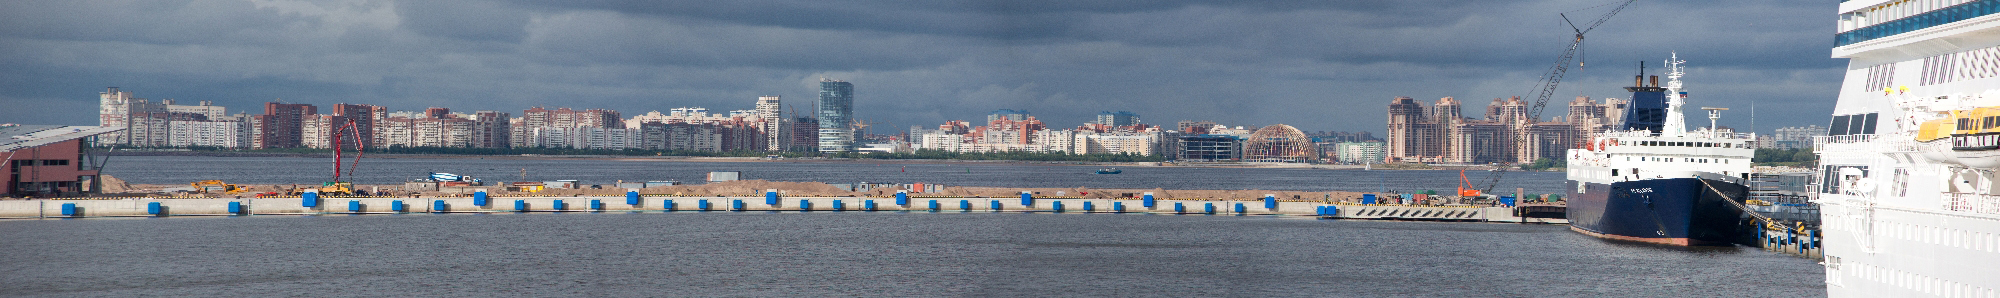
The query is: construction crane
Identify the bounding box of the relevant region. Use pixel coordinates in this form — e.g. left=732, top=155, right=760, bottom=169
left=320, top=118, right=366, bottom=195
left=1479, top=0, right=1637, bottom=196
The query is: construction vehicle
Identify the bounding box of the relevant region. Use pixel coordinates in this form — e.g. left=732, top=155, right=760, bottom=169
left=1476, top=0, right=1638, bottom=196
left=190, top=180, right=246, bottom=194
left=304, top=118, right=367, bottom=196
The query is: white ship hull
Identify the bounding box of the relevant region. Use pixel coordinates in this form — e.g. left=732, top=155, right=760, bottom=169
left=1821, top=1, right=2000, bottom=296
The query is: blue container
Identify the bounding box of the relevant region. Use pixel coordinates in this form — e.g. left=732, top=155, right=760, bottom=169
left=1174, top=202, right=1185, bottom=214
left=591, top=199, right=603, bottom=210
left=1361, top=194, right=1377, bottom=205
left=960, top=200, right=971, bottom=211
left=864, top=200, right=877, bottom=211
left=1113, top=202, right=1125, bottom=213
left=766, top=191, right=779, bottom=205
left=1020, top=192, right=1033, bottom=207
left=60, top=203, right=76, bottom=216
left=896, top=192, right=909, bottom=206
left=554, top=199, right=566, bottom=211
left=1052, top=201, right=1064, bottom=213
left=474, top=191, right=488, bottom=206
left=1498, top=196, right=1517, bottom=207
left=1204, top=203, right=1215, bottom=214
left=699, top=199, right=710, bottom=211
left=1143, top=194, right=1156, bottom=207
left=800, top=199, right=811, bottom=211
left=1234, top=203, right=1245, bottom=214
left=990, top=200, right=1002, bottom=211
left=228, top=201, right=242, bottom=214
left=514, top=200, right=526, bottom=212
left=302, top=192, right=319, bottom=207
left=833, top=200, right=845, bottom=211
left=433, top=200, right=446, bottom=213
left=148, top=202, right=162, bottom=215
left=392, top=200, right=405, bottom=212
left=347, top=200, right=360, bottom=212
left=1265, top=195, right=1277, bottom=210
left=928, top=200, right=939, bottom=211
left=1083, top=201, right=1094, bottom=212
left=627, top=192, right=641, bottom=205
left=732, top=200, right=744, bottom=211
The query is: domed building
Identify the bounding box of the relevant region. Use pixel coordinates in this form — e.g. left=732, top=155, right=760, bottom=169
left=1243, top=124, right=1318, bottom=163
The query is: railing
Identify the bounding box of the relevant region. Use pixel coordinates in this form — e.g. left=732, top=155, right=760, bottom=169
left=1945, top=193, right=2000, bottom=214
left=1814, top=134, right=1880, bottom=151
left=1836, top=0, right=2000, bottom=47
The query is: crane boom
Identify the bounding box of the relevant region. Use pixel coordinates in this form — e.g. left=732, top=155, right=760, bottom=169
left=1481, top=0, right=1637, bottom=194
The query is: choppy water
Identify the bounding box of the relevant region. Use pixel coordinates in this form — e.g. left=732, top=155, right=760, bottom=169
left=102, top=156, right=1567, bottom=194
left=0, top=212, right=1823, bottom=297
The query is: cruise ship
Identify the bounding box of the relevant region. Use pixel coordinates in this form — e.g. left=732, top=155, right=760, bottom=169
left=1819, top=0, right=2000, bottom=296
left=1564, top=55, right=1757, bottom=246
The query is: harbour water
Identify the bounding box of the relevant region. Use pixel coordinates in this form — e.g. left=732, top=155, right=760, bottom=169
left=101, top=156, right=1568, bottom=194
left=0, top=212, right=1823, bottom=296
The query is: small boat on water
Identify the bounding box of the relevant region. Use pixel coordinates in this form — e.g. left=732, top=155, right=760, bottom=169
left=1095, top=168, right=1122, bottom=174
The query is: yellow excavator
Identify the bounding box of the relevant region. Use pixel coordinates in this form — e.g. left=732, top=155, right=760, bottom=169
left=191, top=180, right=246, bottom=194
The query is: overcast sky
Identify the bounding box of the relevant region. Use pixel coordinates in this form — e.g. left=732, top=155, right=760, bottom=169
left=1, top=0, right=1841, bottom=135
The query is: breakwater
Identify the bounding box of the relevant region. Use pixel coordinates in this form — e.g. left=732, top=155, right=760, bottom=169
left=0, top=192, right=1559, bottom=223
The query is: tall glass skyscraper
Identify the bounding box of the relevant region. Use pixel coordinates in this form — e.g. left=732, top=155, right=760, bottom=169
left=816, top=79, right=854, bottom=152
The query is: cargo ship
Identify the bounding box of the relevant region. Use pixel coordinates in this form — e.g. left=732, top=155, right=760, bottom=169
left=1816, top=0, right=2000, bottom=296
left=1563, top=54, right=1755, bottom=246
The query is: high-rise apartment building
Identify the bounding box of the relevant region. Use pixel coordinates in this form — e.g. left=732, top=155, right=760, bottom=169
left=756, top=96, right=787, bottom=151
left=817, top=79, right=854, bottom=152
left=988, top=109, right=1030, bottom=124
left=1095, top=111, right=1140, bottom=126
left=1385, top=96, right=1623, bottom=164
left=252, top=102, right=316, bottom=149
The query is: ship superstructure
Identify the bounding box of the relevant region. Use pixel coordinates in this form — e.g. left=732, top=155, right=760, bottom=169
left=1819, top=0, right=2000, bottom=296
left=1565, top=55, right=1758, bottom=246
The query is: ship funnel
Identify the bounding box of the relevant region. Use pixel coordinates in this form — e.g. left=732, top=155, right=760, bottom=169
left=1634, top=75, right=1644, bottom=87
left=1650, top=75, right=1659, bottom=87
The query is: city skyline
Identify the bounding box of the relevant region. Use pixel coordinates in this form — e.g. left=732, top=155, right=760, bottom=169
left=2, top=0, right=1840, bottom=135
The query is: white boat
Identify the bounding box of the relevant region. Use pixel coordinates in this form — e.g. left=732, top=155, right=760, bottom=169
left=1819, top=1, right=2000, bottom=296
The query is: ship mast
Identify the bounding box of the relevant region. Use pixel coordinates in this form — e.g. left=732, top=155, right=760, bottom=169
left=1661, top=52, right=1688, bottom=137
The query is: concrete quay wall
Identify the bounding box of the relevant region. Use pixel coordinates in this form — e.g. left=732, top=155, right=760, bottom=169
left=0, top=195, right=1554, bottom=223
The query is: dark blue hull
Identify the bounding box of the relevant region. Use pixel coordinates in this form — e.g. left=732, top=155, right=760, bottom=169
left=1565, top=178, right=1748, bottom=246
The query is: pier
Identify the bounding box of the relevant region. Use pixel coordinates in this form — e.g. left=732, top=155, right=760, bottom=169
left=0, top=191, right=1563, bottom=223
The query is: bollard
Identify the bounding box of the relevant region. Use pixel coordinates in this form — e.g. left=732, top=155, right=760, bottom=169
left=732, top=200, right=745, bottom=211
left=833, top=200, right=845, bottom=211
left=699, top=199, right=711, bottom=211
left=1083, top=201, right=1094, bottom=212
left=1265, top=194, right=1277, bottom=210
left=896, top=191, right=909, bottom=206
left=865, top=200, right=877, bottom=211
left=591, top=199, right=603, bottom=211
left=554, top=199, right=566, bottom=211
left=767, top=191, right=780, bottom=206
left=928, top=200, right=940, bottom=211
left=1113, top=202, right=1125, bottom=213
left=991, top=200, right=1002, bottom=211
left=61, top=203, right=76, bottom=216
left=1052, top=201, right=1064, bottom=213
left=1235, top=203, right=1245, bottom=214
left=303, top=192, right=320, bottom=207
left=433, top=200, right=446, bottom=213
left=628, top=191, right=641, bottom=206
left=515, top=200, right=527, bottom=212
left=1021, top=191, right=1034, bottom=207
left=1204, top=203, right=1215, bottom=214
left=1143, top=193, right=1156, bottom=208
left=392, top=200, right=406, bottom=212
left=1174, top=202, right=1185, bottom=214
left=474, top=191, right=488, bottom=206
left=960, top=200, right=971, bottom=211
left=228, top=201, right=243, bottom=214
left=148, top=202, right=163, bottom=215
left=347, top=200, right=361, bottom=212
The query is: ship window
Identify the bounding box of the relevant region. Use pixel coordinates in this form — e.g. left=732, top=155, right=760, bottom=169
left=1612, top=169, right=1619, bottom=176
left=1860, top=113, right=1878, bottom=134
left=1830, top=115, right=1852, bottom=135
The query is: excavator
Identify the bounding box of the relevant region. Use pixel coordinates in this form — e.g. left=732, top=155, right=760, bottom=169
left=190, top=180, right=245, bottom=194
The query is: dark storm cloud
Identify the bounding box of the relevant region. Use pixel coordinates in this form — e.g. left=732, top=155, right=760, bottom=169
left=1, top=0, right=1842, bottom=135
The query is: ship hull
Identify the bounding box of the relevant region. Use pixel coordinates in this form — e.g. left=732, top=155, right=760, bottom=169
left=1565, top=178, right=1748, bottom=246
